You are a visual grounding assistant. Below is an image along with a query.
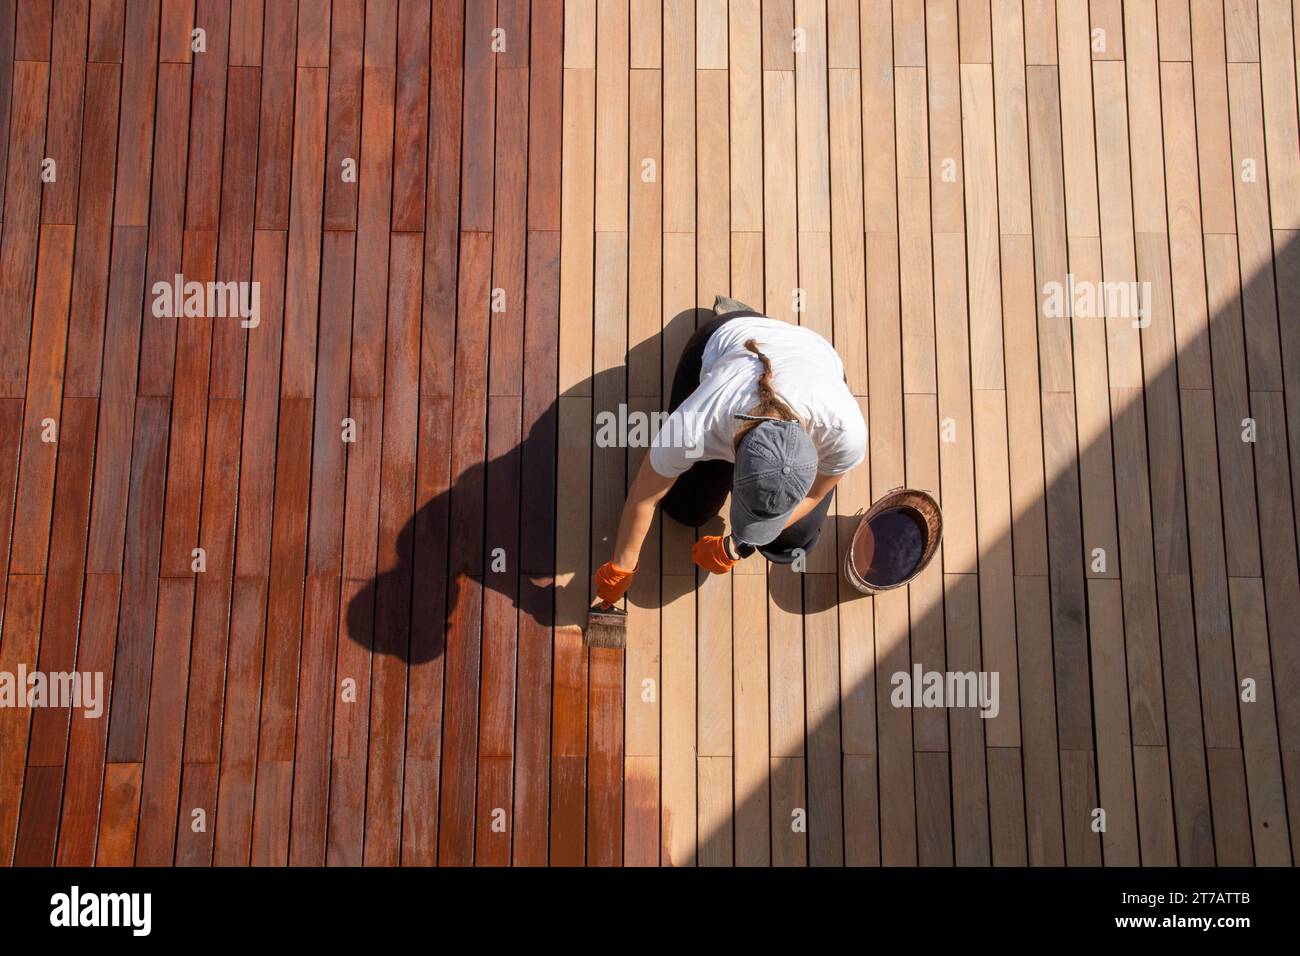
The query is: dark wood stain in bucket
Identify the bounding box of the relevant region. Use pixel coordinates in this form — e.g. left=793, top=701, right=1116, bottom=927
left=852, top=506, right=929, bottom=588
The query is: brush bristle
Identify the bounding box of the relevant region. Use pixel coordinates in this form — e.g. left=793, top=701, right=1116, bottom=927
left=584, top=622, right=626, bottom=648
left=584, top=606, right=627, bottom=648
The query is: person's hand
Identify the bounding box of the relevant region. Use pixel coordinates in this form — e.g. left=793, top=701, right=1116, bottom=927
left=692, top=535, right=739, bottom=574
left=594, top=561, right=637, bottom=606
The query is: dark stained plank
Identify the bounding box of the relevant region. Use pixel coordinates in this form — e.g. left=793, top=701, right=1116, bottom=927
left=54, top=594, right=122, bottom=865
left=296, top=0, right=329, bottom=68
left=479, top=399, right=521, bottom=753
left=137, top=62, right=193, bottom=398
left=252, top=0, right=296, bottom=229
left=176, top=396, right=243, bottom=866
left=111, top=0, right=160, bottom=228
left=0, top=575, right=43, bottom=865
left=0, top=3, right=15, bottom=212
left=348, top=0, right=397, bottom=396
left=229, top=0, right=263, bottom=68
left=586, top=645, right=623, bottom=866
left=391, top=0, right=430, bottom=232
left=401, top=0, right=465, bottom=868
left=286, top=571, right=339, bottom=865
left=247, top=59, right=327, bottom=854
left=232, top=230, right=287, bottom=579
left=14, top=0, right=51, bottom=61
left=279, top=66, right=327, bottom=400
left=0, top=60, right=50, bottom=397
left=459, top=0, right=497, bottom=233
left=40, top=0, right=88, bottom=225
left=210, top=66, right=261, bottom=401
left=135, top=576, right=196, bottom=864
left=87, top=0, right=124, bottom=63
left=158, top=230, right=216, bottom=578
left=213, top=576, right=267, bottom=865
left=85, top=226, right=146, bottom=574
left=488, top=68, right=529, bottom=395
left=364, top=232, right=423, bottom=864
left=328, top=574, right=372, bottom=866
left=321, top=0, right=363, bottom=231
left=513, top=233, right=559, bottom=865
left=290, top=231, right=355, bottom=865
left=475, top=756, right=513, bottom=865
left=95, top=761, right=142, bottom=864
left=104, top=395, right=169, bottom=763
left=447, top=232, right=491, bottom=576
left=214, top=227, right=286, bottom=864
left=12, top=398, right=97, bottom=865
left=10, top=224, right=74, bottom=576
left=184, top=0, right=231, bottom=233
left=438, top=573, right=483, bottom=865
left=0, top=399, right=21, bottom=633
left=251, top=395, right=313, bottom=864
left=402, top=402, right=450, bottom=867
left=527, top=0, right=562, bottom=233
left=159, top=0, right=194, bottom=64
left=64, top=61, right=122, bottom=399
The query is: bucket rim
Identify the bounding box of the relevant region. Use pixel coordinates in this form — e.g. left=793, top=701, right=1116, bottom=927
left=843, top=487, right=944, bottom=594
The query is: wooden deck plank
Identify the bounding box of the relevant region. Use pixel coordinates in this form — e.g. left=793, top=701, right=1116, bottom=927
left=6, top=0, right=1295, bottom=873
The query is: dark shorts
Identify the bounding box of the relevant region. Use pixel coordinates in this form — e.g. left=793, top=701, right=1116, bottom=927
left=658, top=312, right=833, bottom=563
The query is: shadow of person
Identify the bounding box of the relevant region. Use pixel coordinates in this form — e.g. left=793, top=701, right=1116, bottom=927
left=348, top=308, right=712, bottom=663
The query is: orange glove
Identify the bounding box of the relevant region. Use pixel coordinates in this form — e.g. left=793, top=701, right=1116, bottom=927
left=692, top=535, right=739, bottom=574
left=594, top=561, right=637, bottom=606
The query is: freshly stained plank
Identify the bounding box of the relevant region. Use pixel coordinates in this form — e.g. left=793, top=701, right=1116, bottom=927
left=0, top=61, right=50, bottom=397
left=17, top=402, right=94, bottom=875
left=40, top=0, right=87, bottom=225
left=10, top=225, right=74, bottom=575
left=364, top=233, right=422, bottom=865
left=0, top=576, right=43, bottom=865
left=135, top=577, right=196, bottom=864
left=322, top=0, right=363, bottom=231
left=56, top=571, right=121, bottom=864
left=253, top=0, right=296, bottom=230
left=64, top=62, right=122, bottom=399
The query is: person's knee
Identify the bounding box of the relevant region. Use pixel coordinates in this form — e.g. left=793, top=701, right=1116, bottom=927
left=663, top=496, right=717, bottom=528
left=759, top=528, right=823, bottom=564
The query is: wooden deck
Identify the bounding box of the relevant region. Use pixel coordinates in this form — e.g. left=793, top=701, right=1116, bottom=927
left=1, top=0, right=1298, bottom=867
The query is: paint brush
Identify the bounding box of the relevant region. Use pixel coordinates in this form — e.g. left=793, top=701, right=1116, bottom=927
left=584, top=603, right=627, bottom=649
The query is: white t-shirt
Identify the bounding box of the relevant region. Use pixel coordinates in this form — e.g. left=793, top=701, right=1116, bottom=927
left=649, top=316, right=868, bottom=478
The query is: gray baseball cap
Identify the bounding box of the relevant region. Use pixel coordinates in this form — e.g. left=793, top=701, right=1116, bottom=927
left=730, top=417, right=818, bottom=546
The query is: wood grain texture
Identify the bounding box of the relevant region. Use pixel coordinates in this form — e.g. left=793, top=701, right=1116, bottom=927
left=2, top=0, right=1293, bottom=871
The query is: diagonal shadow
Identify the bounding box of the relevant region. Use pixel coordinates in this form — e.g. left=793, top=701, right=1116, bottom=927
left=683, top=231, right=1300, bottom=867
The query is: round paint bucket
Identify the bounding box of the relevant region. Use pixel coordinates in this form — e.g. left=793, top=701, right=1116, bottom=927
left=844, top=488, right=943, bottom=594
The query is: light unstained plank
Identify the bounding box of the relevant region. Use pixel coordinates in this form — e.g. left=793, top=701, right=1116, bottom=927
left=764, top=69, right=798, bottom=322
left=1087, top=578, right=1140, bottom=865
left=733, top=571, right=771, bottom=865
left=1227, top=575, right=1293, bottom=864
left=895, top=67, right=936, bottom=394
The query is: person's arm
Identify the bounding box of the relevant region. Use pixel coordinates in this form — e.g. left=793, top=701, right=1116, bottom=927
left=610, top=454, right=676, bottom=569
left=780, top=471, right=843, bottom=529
